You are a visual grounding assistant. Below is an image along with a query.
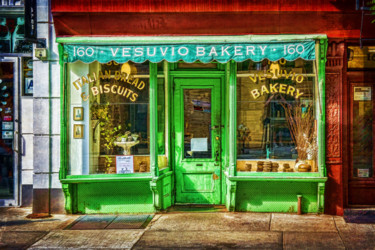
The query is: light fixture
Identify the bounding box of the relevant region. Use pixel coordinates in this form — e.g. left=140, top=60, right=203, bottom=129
left=269, top=61, right=281, bottom=79
left=121, top=62, right=137, bottom=78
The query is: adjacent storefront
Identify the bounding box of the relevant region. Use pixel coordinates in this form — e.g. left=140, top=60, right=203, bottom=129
left=57, top=35, right=327, bottom=213
left=0, top=3, right=33, bottom=207
left=346, top=46, right=375, bottom=206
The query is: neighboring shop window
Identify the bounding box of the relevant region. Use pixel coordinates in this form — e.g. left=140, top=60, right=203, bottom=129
left=347, top=47, right=375, bottom=178
left=68, top=61, right=152, bottom=175
left=347, top=46, right=375, bottom=70
left=351, top=86, right=373, bottom=178
left=0, top=61, right=15, bottom=198
left=0, top=17, right=32, bottom=54
left=236, top=59, right=318, bottom=173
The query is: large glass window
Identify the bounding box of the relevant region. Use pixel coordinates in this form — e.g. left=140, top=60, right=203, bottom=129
left=68, top=61, right=162, bottom=175
left=236, top=59, right=318, bottom=173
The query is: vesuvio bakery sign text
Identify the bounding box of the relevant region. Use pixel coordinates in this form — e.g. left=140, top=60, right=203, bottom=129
left=73, top=45, right=287, bottom=57
left=64, top=41, right=316, bottom=63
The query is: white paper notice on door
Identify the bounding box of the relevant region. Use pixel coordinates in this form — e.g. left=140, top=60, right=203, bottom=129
left=191, top=138, right=208, bottom=152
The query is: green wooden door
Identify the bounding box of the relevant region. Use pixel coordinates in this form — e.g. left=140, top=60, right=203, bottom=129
left=174, top=78, right=222, bottom=204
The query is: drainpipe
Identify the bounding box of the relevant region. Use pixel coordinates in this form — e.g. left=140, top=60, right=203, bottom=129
left=48, top=0, right=53, bottom=216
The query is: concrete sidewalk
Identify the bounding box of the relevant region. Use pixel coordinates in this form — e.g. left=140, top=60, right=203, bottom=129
left=0, top=207, right=374, bottom=249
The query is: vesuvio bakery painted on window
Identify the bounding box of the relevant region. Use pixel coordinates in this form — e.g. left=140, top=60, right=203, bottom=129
left=51, top=0, right=375, bottom=215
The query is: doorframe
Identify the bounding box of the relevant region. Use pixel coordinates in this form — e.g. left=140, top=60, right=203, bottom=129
left=168, top=64, right=227, bottom=205
left=0, top=56, right=20, bottom=206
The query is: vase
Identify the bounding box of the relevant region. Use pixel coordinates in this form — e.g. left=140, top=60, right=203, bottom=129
left=295, top=160, right=311, bottom=172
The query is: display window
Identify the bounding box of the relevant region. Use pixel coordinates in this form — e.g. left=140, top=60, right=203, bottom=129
left=67, top=61, right=166, bottom=175
left=236, top=58, right=319, bottom=173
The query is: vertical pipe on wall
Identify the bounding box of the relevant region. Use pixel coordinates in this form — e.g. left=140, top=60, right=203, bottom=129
left=58, top=44, right=66, bottom=180
left=150, top=63, right=159, bottom=177
left=48, top=1, right=53, bottom=214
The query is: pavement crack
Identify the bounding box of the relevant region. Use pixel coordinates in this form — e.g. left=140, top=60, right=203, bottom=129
left=269, top=213, right=273, bottom=231
left=24, top=231, right=49, bottom=250
left=146, top=214, right=162, bottom=230
left=333, top=217, right=346, bottom=248
left=130, top=214, right=160, bottom=250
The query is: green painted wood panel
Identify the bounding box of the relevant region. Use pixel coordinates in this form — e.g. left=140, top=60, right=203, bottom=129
left=76, top=181, right=154, bottom=214
left=236, top=181, right=318, bottom=213
left=174, top=78, right=222, bottom=204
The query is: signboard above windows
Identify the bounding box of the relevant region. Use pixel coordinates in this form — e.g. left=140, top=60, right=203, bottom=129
left=348, top=46, right=375, bottom=69
left=64, top=41, right=316, bottom=64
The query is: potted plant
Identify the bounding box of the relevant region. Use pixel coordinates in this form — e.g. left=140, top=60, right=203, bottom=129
left=91, top=102, right=122, bottom=173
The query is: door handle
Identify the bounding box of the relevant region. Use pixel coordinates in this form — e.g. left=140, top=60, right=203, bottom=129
left=215, top=150, right=220, bottom=162
left=13, top=131, right=18, bottom=153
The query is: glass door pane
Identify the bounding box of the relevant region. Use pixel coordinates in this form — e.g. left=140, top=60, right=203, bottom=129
left=352, top=86, right=373, bottom=178
left=183, top=89, right=212, bottom=159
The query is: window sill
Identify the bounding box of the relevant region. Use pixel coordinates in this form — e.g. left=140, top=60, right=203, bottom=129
left=61, top=173, right=152, bottom=183
left=225, top=171, right=327, bottom=182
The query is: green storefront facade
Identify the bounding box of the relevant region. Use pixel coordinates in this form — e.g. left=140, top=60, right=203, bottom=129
left=58, top=35, right=328, bottom=214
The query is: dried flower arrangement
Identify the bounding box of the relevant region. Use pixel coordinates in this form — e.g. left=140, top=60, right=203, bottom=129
left=280, top=102, right=317, bottom=161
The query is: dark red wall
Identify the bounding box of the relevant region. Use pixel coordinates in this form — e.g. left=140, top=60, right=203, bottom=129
left=51, top=0, right=355, bottom=12
left=52, top=11, right=374, bottom=38
left=51, top=0, right=374, bottom=38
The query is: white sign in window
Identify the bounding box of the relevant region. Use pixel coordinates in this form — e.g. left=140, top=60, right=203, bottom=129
left=191, top=138, right=208, bottom=152
left=358, top=169, right=370, bottom=178
left=2, top=122, right=13, bottom=130
left=354, top=87, right=372, bottom=101
left=116, top=155, right=134, bottom=174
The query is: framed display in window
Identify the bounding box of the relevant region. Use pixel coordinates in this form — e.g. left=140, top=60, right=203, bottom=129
left=73, top=124, right=84, bottom=139
left=73, top=107, right=84, bottom=121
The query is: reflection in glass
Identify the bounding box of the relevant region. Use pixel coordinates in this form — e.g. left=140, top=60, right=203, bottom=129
left=69, top=61, right=151, bottom=175
left=352, top=89, right=373, bottom=178
left=183, top=89, right=212, bottom=159
left=236, top=59, right=317, bottom=172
